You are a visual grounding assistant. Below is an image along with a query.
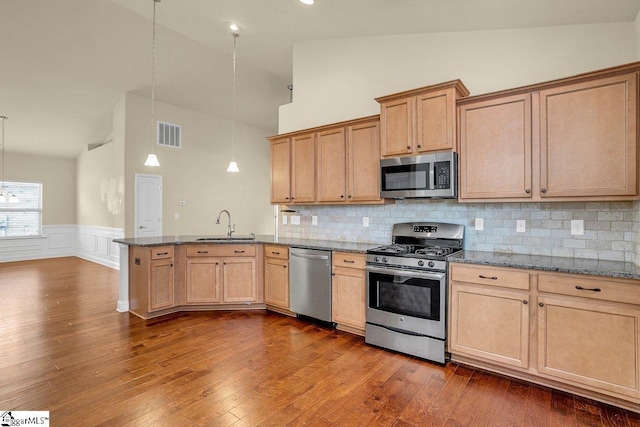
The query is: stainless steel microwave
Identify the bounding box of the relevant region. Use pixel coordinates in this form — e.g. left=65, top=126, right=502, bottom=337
left=380, top=152, right=457, bottom=199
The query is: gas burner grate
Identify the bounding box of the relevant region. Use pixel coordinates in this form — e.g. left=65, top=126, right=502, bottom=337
left=376, top=244, right=414, bottom=254
left=414, top=246, right=456, bottom=257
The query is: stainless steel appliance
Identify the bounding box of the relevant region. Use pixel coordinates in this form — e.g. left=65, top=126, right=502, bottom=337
left=380, top=152, right=457, bottom=199
left=365, top=222, right=464, bottom=363
left=289, top=247, right=333, bottom=323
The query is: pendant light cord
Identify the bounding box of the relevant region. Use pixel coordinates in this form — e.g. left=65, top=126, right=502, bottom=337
left=150, top=0, right=158, bottom=155
left=231, top=33, right=238, bottom=161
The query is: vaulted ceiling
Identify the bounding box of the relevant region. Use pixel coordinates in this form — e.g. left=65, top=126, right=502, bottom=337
left=2, top=0, right=639, bottom=158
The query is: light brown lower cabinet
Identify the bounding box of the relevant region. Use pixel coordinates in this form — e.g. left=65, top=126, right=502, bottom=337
left=449, top=282, right=529, bottom=369
left=130, top=244, right=263, bottom=319
left=331, top=252, right=366, bottom=335
left=129, top=245, right=175, bottom=318
left=448, top=263, right=640, bottom=412
left=264, top=245, right=291, bottom=313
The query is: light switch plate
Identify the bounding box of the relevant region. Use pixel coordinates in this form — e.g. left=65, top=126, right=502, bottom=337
left=291, top=215, right=301, bottom=225
left=516, top=220, right=526, bottom=233
left=475, top=218, right=484, bottom=231
left=571, top=219, right=584, bottom=235
left=312, top=215, right=318, bottom=226
left=363, top=217, right=369, bottom=227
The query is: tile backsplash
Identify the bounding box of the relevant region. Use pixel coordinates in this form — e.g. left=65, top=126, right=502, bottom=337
left=278, top=200, right=640, bottom=265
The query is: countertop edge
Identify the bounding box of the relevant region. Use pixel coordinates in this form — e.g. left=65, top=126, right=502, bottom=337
left=448, top=251, right=640, bottom=281
left=113, top=235, right=377, bottom=254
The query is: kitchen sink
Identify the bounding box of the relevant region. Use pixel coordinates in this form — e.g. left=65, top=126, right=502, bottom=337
left=195, top=233, right=255, bottom=241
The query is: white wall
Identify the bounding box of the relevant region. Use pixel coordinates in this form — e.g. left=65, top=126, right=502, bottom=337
left=4, top=152, right=76, bottom=225
left=76, top=96, right=125, bottom=229
left=280, top=22, right=639, bottom=132
left=123, top=92, right=274, bottom=237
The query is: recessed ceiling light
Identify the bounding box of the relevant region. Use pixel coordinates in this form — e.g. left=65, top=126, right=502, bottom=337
left=228, top=22, right=239, bottom=32
left=300, top=0, right=314, bottom=5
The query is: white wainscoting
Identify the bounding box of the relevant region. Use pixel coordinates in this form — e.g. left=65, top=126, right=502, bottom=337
left=0, top=225, right=124, bottom=269
left=76, top=225, right=124, bottom=269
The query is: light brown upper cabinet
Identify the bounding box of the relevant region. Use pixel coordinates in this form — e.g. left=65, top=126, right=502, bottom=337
left=269, top=116, right=383, bottom=205
left=459, top=65, right=639, bottom=202
left=459, top=93, right=532, bottom=199
left=269, top=132, right=316, bottom=204
left=376, top=80, right=470, bottom=157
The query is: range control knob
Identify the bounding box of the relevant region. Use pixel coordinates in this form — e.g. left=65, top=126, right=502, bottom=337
left=382, top=257, right=388, bottom=263
left=418, top=260, right=424, bottom=267
left=373, top=256, right=379, bottom=262
left=428, top=261, right=435, bottom=268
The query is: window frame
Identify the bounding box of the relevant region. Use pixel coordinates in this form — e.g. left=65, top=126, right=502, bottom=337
left=0, top=181, right=43, bottom=238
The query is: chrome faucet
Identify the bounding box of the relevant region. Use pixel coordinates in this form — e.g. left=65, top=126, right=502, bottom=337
left=216, top=209, right=235, bottom=237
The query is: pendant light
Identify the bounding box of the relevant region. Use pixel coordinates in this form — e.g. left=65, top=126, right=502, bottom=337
left=226, top=30, right=240, bottom=173
left=0, top=116, right=19, bottom=204
left=144, top=0, right=161, bottom=167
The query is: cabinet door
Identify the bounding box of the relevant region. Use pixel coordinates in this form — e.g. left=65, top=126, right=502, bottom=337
left=222, top=257, right=258, bottom=303
left=332, top=266, right=366, bottom=331
left=459, top=94, right=532, bottom=200
left=270, top=137, right=291, bottom=204
left=264, top=257, right=289, bottom=309
left=537, top=294, right=640, bottom=399
left=380, top=97, right=415, bottom=157
left=449, top=283, right=529, bottom=368
left=186, top=257, right=221, bottom=303
left=539, top=73, right=637, bottom=198
left=149, top=259, right=174, bottom=311
left=347, top=120, right=382, bottom=202
left=291, top=133, right=316, bottom=203
left=316, top=127, right=347, bottom=202
left=416, top=89, right=454, bottom=152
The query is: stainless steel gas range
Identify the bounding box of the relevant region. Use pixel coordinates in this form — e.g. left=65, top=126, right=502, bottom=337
left=365, top=222, right=464, bottom=364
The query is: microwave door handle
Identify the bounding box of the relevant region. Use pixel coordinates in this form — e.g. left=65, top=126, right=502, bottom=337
left=428, top=163, right=435, bottom=190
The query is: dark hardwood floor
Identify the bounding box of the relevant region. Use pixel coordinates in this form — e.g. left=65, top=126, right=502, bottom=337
left=1, top=257, right=639, bottom=426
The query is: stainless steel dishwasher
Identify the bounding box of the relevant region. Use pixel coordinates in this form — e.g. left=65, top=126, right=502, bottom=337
left=289, top=247, right=333, bottom=323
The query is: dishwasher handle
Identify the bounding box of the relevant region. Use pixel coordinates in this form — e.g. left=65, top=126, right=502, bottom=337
left=290, top=251, right=330, bottom=261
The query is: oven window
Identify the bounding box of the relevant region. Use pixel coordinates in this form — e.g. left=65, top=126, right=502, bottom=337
left=369, top=272, right=440, bottom=320
left=382, top=164, right=430, bottom=191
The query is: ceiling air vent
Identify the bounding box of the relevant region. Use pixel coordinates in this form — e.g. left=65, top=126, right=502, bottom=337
left=157, top=121, right=181, bottom=148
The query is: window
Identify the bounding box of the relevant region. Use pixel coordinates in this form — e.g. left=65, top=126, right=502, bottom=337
left=0, top=181, right=42, bottom=237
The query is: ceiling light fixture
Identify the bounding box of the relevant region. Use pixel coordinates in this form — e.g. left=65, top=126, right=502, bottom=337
left=0, top=116, right=19, bottom=204
left=144, top=0, right=161, bottom=167
left=300, top=0, right=314, bottom=5
left=226, top=31, right=240, bottom=173
left=228, top=22, right=239, bottom=32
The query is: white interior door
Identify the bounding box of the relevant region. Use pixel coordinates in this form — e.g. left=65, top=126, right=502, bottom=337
left=135, top=173, right=162, bottom=238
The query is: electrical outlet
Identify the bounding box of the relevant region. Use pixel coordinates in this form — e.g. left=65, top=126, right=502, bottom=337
left=312, top=215, right=318, bottom=226
left=516, top=220, right=526, bottom=233
left=571, top=219, right=584, bottom=235
left=363, top=217, right=369, bottom=227
left=174, top=213, right=179, bottom=220
left=475, top=218, right=484, bottom=231
left=282, top=215, right=288, bottom=225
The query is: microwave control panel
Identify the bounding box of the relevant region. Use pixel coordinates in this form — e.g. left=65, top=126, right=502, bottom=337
left=434, top=161, right=451, bottom=189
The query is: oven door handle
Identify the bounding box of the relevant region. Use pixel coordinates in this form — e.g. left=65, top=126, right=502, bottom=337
left=366, top=265, right=446, bottom=281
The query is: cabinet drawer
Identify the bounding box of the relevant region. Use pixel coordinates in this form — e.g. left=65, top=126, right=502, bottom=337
left=151, top=246, right=174, bottom=260
left=186, top=244, right=256, bottom=257
left=332, top=252, right=366, bottom=270
left=264, top=245, right=288, bottom=260
left=538, top=273, right=640, bottom=305
left=450, top=263, right=529, bottom=290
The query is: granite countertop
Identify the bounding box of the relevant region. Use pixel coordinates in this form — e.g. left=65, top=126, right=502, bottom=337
left=448, top=250, right=640, bottom=280
left=114, top=235, right=377, bottom=254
